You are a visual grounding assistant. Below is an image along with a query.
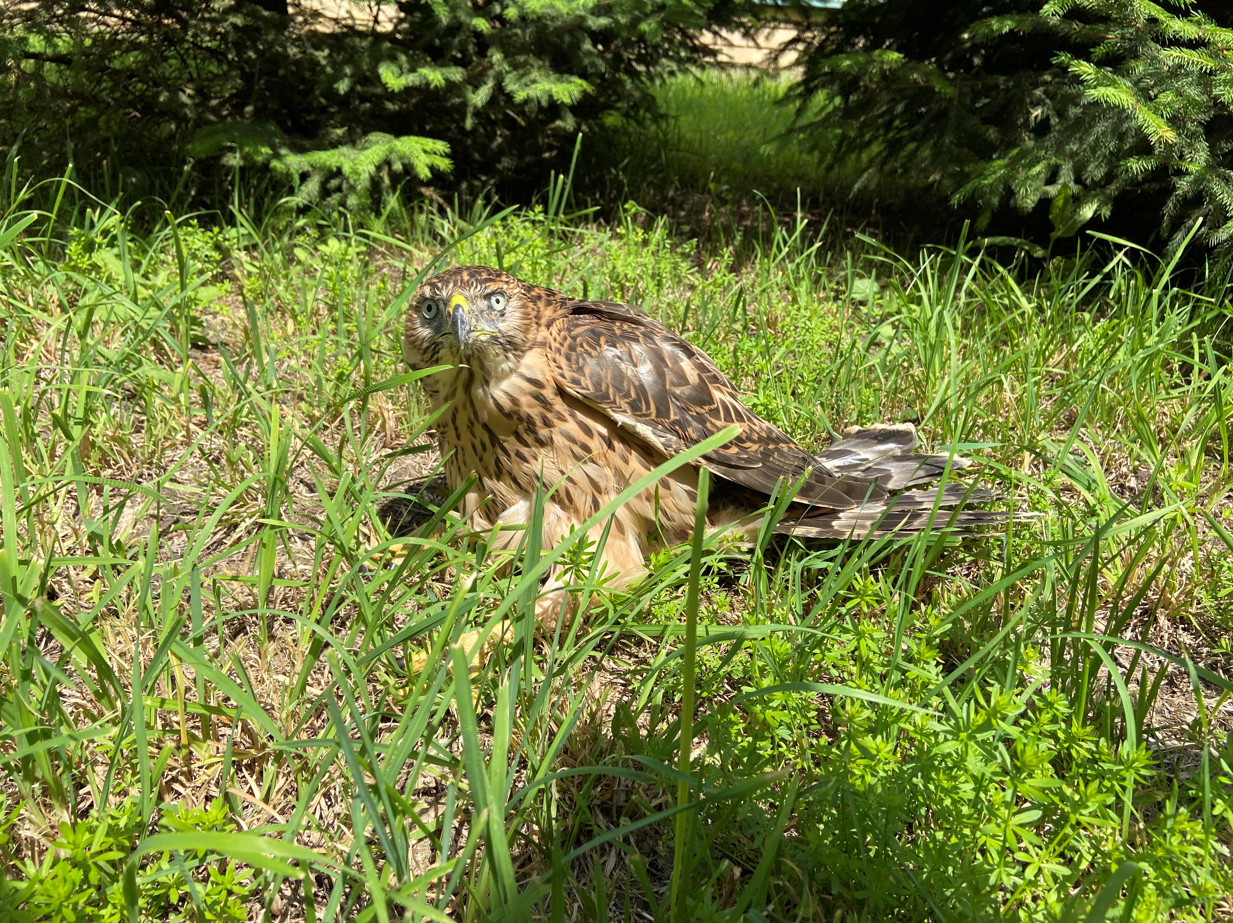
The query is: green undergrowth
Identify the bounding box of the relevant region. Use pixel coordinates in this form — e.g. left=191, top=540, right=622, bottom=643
left=582, top=69, right=925, bottom=233
left=2, top=169, right=1232, bottom=921
left=584, top=70, right=838, bottom=210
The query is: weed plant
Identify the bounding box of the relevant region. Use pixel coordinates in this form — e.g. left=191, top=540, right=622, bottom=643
left=1, top=160, right=1232, bottom=920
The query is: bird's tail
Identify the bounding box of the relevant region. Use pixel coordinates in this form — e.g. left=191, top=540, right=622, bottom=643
left=775, top=424, right=1007, bottom=538
left=814, top=423, right=973, bottom=490
left=775, top=482, right=1008, bottom=539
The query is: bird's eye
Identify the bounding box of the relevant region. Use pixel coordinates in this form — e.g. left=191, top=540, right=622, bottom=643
left=421, top=299, right=440, bottom=320
left=489, top=292, right=507, bottom=313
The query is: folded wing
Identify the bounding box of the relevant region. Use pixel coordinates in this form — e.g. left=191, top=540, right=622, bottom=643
left=547, top=301, right=890, bottom=509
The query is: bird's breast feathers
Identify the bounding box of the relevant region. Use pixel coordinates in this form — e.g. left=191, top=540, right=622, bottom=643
left=436, top=350, right=565, bottom=465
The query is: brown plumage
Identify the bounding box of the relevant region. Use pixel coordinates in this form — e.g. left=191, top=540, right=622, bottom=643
left=403, top=266, right=1004, bottom=621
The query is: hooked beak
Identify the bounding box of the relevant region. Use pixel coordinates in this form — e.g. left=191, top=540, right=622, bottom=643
left=448, top=292, right=470, bottom=342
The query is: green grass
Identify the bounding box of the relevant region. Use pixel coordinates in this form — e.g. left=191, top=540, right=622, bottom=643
left=584, top=68, right=933, bottom=234
left=586, top=70, right=839, bottom=208
left=2, top=165, right=1233, bottom=922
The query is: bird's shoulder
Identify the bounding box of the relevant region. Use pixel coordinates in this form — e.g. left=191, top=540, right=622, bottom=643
left=546, top=295, right=736, bottom=392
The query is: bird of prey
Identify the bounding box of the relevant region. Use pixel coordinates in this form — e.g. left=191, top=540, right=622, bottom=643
left=403, top=265, right=1002, bottom=624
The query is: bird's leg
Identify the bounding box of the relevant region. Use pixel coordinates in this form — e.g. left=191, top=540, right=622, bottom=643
left=489, top=502, right=655, bottom=635
left=482, top=500, right=581, bottom=633
left=534, top=516, right=649, bottom=633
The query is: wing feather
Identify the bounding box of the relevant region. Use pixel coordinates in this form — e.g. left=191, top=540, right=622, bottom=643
left=547, top=300, right=886, bottom=510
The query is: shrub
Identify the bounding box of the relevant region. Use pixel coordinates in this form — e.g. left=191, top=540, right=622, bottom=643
left=962, top=0, right=1233, bottom=250
left=787, top=0, right=1233, bottom=251
left=0, top=0, right=740, bottom=209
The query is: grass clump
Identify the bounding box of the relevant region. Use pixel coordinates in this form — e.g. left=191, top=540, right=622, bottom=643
left=1, top=167, right=1232, bottom=921
left=585, top=68, right=943, bottom=238
left=588, top=70, right=837, bottom=208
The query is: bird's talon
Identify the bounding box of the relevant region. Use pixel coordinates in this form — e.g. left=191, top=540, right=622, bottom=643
left=357, top=541, right=412, bottom=574
left=407, top=621, right=517, bottom=675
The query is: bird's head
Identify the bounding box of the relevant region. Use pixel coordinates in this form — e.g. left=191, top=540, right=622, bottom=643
left=403, top=266, right=547, bottom=375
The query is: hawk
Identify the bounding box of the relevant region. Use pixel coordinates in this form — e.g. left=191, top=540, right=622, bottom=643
left=403, top=265, right=1003, bottom=623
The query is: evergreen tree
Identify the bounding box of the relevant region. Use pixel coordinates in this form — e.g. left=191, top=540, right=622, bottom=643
left=1, top=1, right=740, bottom=209
left=789, top=0, right=1233, bottom=250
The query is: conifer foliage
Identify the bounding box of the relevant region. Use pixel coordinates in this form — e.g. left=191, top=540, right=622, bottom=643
left=791, top=0, right=1233, bottom=249
left=0, top=1, right=737, bottom=208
